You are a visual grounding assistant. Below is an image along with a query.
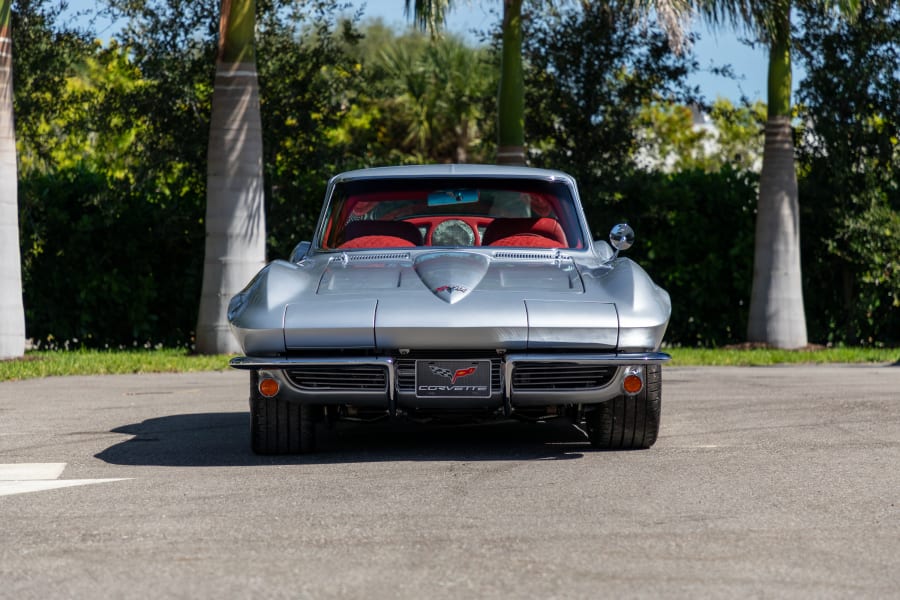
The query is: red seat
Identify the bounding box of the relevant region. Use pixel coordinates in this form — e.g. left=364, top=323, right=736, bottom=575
left=340, top=236, right=416, bottom=249
left=482, top=217, right=567, bottom=248
left=339, top=220, right=423, bottom=249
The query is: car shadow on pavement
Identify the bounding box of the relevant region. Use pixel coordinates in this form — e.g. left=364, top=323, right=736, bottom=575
left=95, top=412, right=590, bottom=467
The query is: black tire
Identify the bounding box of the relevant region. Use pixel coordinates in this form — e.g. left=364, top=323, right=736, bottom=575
left=585, top=365, right=661, bottom=449
left=249, top=371, right=316, bottom=455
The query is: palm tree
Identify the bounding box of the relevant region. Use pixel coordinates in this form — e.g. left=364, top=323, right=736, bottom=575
left=195, top=0, right=266, bottom=355
left=378, top=35, right=493, bottom=162
left=406, top=0, right=526, bottom=164
left=696, top=0, right=863, bottom=348
left=495, top=0, right=525, bottom=164
left=405, top=0, right=693, bottom=165
left=0, top=0, right=26, bottom=359
left=748, top=2, right=808, bottom=348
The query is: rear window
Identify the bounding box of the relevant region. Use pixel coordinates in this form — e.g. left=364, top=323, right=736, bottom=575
left=319, top=178, right=584, bottom=250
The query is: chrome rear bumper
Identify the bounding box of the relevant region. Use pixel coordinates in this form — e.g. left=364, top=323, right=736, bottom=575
left=230, top=352, right=670, bottom=409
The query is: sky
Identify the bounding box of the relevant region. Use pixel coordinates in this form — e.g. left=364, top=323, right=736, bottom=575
left=70, top=0, right=797, bottom=104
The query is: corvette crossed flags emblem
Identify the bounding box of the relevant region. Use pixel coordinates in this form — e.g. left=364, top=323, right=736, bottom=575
left=429, top=364, right=478, bottom=384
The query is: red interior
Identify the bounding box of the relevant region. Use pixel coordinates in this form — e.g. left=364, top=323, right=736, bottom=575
left=481, top=217, right=568, bottom=247
left=336, top=216, right=572, bottom=249
left=326, top=191, right=581, bottom=250
left=343, top=220, right=422, bottom=244
left=339, top=236, right=416, bottom=249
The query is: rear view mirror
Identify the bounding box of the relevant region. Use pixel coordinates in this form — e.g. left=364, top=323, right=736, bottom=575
left=427, top=189, right=480, bottom=207
left=609, top=223, right=634, bottom=252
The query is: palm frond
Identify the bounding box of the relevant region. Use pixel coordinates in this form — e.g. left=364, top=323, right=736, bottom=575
left=614, top=0, right=697, bottom=55
left=405, top=0, right=455, bottom=37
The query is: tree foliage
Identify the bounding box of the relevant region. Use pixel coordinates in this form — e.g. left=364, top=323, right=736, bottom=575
left=637, top=99, right=765, bottom=172
left=11, top=0, right=93, bottom=172
left=517, top=3, right=762, bottom=345
left=324, top=22, right=495, bottom=169
left=795, top=2, right=900, bottom=345
left=15, top=0, right=359, bottom=346
left=16, top=31, right=206, bottom=346
left=256, top=3, right=366, bottom=257
left=376, top=33, right=493, bottom=162
left=523, top=0, right=700, bottom=197
left=11, top=0, right=899, bottom=349
left=613, top=168, right=758, bottom=347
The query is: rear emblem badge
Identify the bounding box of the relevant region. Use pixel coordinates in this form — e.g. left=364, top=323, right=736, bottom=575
left=430, top=365, right=478, bottom=384
left=435, top=284, right=468, bottom=296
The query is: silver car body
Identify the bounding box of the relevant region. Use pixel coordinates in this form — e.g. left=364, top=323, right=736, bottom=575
left=228, top=165, right=670, bottom=415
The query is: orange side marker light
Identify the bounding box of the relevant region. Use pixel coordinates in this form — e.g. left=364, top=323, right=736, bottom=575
left=623, top=374, right=643, bottom=395
left=259, top=378, right=280, bottom=398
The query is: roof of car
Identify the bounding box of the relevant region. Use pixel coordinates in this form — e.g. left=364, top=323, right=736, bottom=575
left=330, top=164, right=576, bottom=184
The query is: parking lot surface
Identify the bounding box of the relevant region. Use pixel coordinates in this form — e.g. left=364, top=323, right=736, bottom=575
left=1, top=365, right=899, bottom=598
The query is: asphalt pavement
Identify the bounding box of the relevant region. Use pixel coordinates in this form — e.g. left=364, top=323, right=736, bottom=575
left=1, top=365, right=899, bottom=599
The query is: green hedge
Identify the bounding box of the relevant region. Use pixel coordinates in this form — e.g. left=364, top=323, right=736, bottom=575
left=581, top=168, right=757, bottom=347
left=19, top=167, right=204, bottom=348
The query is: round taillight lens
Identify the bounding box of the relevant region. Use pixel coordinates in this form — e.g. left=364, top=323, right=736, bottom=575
left=259, top=377, right=280, bottom=398
left=623, top=374, right=643, bottom=395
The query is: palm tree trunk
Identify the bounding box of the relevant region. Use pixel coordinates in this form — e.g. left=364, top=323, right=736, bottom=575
left=496, top=0, right=525, bottom=165
left=456, top=117, right=469, bottom=163
left=196, top=0, right=266, bottom=355
left=0, top=1, right=26, bottom=359
left=746, top=7, right=808, bottom=348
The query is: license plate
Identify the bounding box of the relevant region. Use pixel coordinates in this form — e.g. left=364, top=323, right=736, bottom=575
left=415, top=360, right=492, bottom=398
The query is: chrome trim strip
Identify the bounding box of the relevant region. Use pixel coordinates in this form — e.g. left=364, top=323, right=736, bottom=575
left=505, top=352, right=671, bottom=364
left=231, top=356, right=394, bottom=369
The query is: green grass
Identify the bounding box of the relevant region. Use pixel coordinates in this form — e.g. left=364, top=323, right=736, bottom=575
left=0, top=347, right=897, bottom=382
left=667, top=346, right=899, bottom=366
left=0, top=349, right=232, bottom=381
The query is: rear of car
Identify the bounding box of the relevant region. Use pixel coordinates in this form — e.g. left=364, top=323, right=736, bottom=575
left=228, top=165, right=670, bottom=454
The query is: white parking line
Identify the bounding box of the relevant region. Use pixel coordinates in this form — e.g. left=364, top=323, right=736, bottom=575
left=0, top=463, right=129, bottom=497
left=0, top=463, right=67, bottom=480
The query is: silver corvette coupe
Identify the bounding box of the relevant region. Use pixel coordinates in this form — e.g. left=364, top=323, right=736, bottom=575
left=228, top=165, right=671, bottom=454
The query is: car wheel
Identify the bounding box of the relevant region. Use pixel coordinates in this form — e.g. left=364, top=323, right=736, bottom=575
left=249, top=371, right=316, bottom=455
left=585, top=365, right=661, bottom=449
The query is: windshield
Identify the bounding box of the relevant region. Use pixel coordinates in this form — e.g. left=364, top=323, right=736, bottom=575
left=319, top=177, right=585, bottom=250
